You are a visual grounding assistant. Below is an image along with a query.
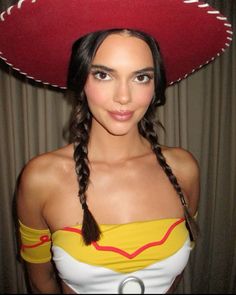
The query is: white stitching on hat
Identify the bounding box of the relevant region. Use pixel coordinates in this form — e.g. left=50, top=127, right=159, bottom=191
left=6, top=0, right=37, bottom=13
left=0, top=0, right=62, bottom=89
left=22, top=76, right=61, bottom=89
left=6, top=61, right=13, bottom=66
left=183, top=0, right=198, bottom=3
left=217, top=16, right=227, bottom=20
left=0, top=12, right=6, bottom=21
left=167, top=0, right=233, bottom=85
left=174, top=0, right=233, bottom=86
left=7, top=6, right=14, bottom=15
left=17, top=0, right=37, bottom=9
left=17, top=0, right=25, bottom=9
left=0, top=50, right=63, bottom=88
left=207, top=10, right=220, bottom=14
left=198, top=4, right=209, bottom=8
left=0, top=0, right=233, bottom=89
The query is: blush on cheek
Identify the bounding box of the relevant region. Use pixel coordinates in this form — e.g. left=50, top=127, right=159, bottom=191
left=84, top=77, right=113, bottom=106
left=136, top=91, right=154, bottom=107
left=84, top=83, right=103, bottom=105
left=131, top=83, right=154, bottom=105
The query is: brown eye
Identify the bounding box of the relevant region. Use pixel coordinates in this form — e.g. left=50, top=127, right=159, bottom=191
left=93, top=71, right=111, bottom=81
left=134, top=74, right=152, bottom=83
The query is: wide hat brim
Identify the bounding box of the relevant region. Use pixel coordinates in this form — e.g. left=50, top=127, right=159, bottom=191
left=0, top=0, right=233, bottom=89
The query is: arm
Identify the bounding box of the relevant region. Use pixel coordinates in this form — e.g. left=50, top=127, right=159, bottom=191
left=24, top=262, right=61, bottom=294
left=163, top=147, right=200, bottom=216
left=177, top=149, right=200, bottom=217
left=17, top=157, right=62, bottom=294
left=162, top=147, right=201, bottom=241
left=163, top=147, right=200, bottom=292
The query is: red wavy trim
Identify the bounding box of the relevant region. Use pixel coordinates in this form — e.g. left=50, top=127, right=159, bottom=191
left=21, top=235, right=51, bottom=251
left=63, top=218, right=185, bottom=259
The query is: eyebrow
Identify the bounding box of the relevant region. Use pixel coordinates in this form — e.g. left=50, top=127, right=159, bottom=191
left=90, top=64, right=154, bottom=74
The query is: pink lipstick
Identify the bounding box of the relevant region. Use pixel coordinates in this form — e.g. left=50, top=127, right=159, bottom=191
left=108, top=110, right=133, bottom=121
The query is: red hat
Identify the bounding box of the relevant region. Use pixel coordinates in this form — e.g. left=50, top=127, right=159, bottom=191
left=0, top=0, right=233, bottom=89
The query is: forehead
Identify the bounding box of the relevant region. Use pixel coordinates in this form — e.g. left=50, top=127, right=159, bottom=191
left=92, top=33, right=154, bottom=67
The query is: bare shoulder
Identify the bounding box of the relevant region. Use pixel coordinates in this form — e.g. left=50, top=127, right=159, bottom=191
left=161, top=146, right=200, bottom=215
left=17, top=144, right=74, bottom=227
left=19, top=144, right=73, bottom=193
left=161, top=146, right=200, bottom=176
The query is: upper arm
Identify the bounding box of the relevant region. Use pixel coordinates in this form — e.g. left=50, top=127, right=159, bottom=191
left=17, top=157, right=49, bottom=228
left=24, top=261, right=60, bottom=293
left=179, top=149, right=200, bottom=216
left=17, top=156, right=60, bottom=292
left=163, top=147, right=200, bottom=216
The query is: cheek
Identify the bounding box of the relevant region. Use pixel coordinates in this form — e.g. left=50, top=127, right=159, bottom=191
left=133, top=87, right=154, bottom=107
left=84, top=79, right=112, bottom=107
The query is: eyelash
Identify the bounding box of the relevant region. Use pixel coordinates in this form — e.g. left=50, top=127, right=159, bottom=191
left=92, top=71, right=111, bottom=81
left=91, top=70, right=153, bottom=83
left=134, top=74, right=153, bottom=83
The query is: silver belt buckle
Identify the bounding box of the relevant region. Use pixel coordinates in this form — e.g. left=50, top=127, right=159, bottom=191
left=118, top=276, right=145, bottom=294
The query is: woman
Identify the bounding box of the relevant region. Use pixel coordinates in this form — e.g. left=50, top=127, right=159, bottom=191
left=17, top=28, right=199, bottom=294
left=0, top=0, right=232, bottom=294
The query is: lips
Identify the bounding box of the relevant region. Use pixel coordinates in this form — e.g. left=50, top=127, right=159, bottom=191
left=108, top=110, right=133, bottom=121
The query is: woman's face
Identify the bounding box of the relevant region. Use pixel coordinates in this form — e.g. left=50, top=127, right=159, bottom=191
left=84, top=33, right=155, bottom=136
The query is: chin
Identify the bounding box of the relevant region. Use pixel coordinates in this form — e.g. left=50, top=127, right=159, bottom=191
left=106, top=128, right=131, bottom=137
left=102, top=123, right=135, bottom=136
left=93, top=116, right=140, bottom=136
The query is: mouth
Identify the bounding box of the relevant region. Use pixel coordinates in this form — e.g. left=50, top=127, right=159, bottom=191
left=108, top=110, right=134, bottom=121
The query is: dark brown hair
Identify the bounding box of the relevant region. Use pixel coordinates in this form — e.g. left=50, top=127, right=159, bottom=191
left=67, top=28, right=199, bottom=245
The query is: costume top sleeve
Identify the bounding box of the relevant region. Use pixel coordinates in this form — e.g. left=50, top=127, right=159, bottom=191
left=19, top=220, right=52, bottom=263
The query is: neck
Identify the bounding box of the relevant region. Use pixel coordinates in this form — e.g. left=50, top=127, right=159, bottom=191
left=88, top=120, right=151, bottom=163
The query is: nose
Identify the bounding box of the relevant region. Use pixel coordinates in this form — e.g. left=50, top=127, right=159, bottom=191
left=113, top=80, right=132, bottom=105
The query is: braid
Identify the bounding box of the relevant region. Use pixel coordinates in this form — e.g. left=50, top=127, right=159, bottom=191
left=71, top=95, right=101, bottom=245
left=139, top=116, right=199, bottom=242
left=66, top=28, right=169, bottom=245
left=66, top=28, right=198, bottom=245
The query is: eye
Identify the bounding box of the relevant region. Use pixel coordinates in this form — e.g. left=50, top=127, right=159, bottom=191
left=134, top=74, right=153, bottom=83
left=92, top=71, right=112, bottom=81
